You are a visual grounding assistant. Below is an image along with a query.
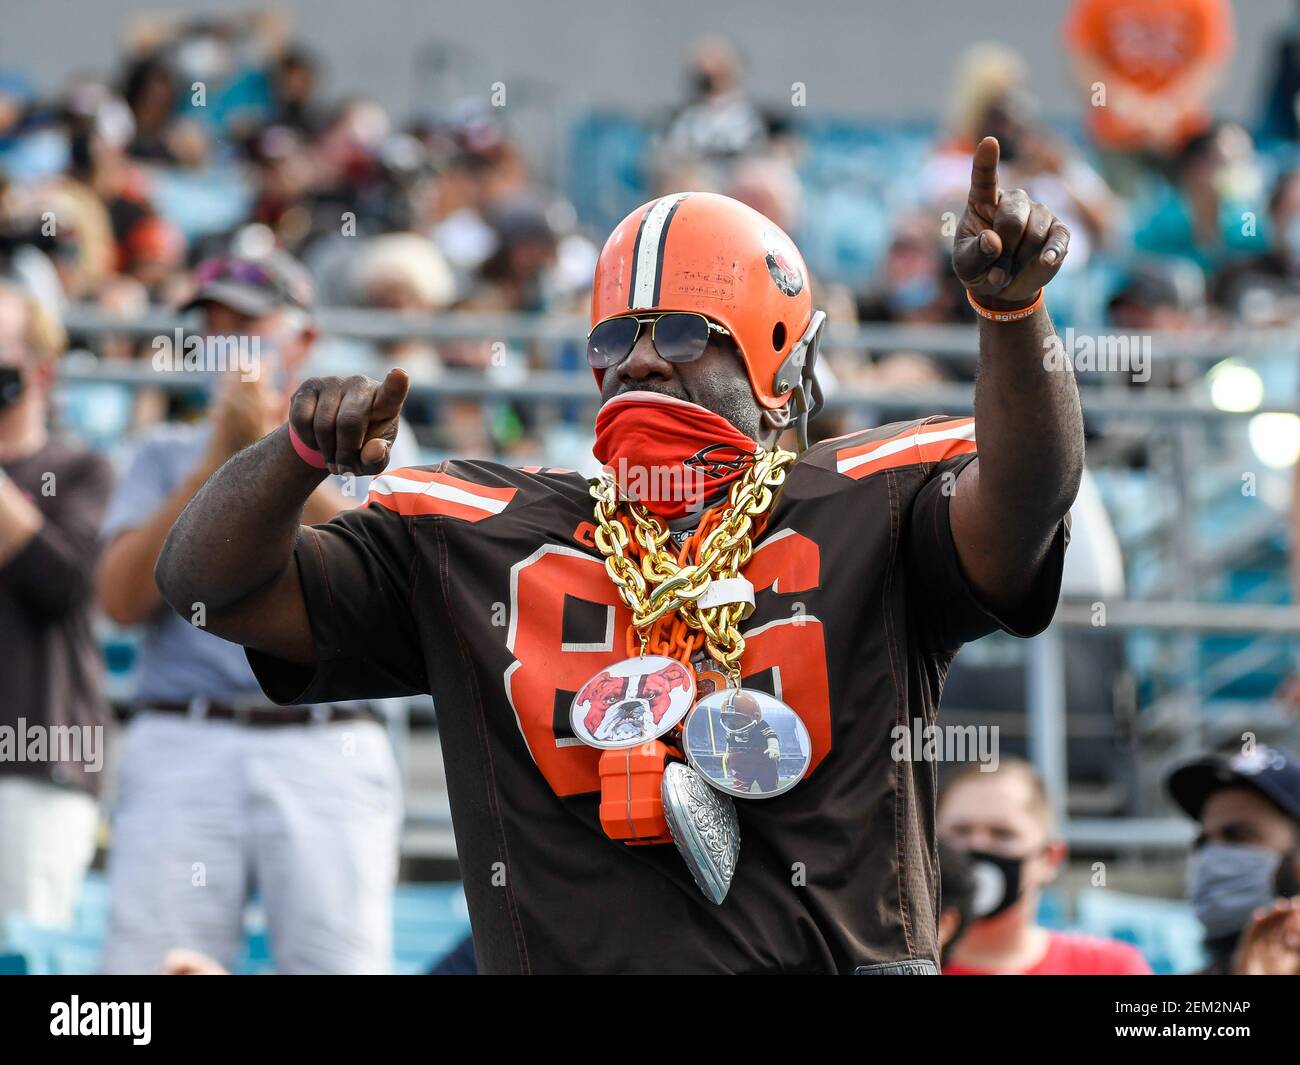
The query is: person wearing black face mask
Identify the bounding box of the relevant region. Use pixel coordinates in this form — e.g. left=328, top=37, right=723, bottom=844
left=938, top=758, right=1151, bottom=975
left=1167, top=745, right=1300, bottom=974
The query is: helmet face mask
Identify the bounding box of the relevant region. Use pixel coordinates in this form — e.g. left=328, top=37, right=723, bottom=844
left=774, top=309, right=827, bottom=452
left=720, top=690, right=763, bottom=736
left=720, top=711, right=758, bottom=736
left=590, top=192, right=821, bottom=445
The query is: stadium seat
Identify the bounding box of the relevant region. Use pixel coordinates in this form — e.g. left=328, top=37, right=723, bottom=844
left=1035, top=888, right=1069, bottom=930
left=1073, top=889, right=1205, bottom=975
left=7, top=875, right=470, bottom=975
left=0, top=952, right=28, bottom=975
left=2, top=916, right=103, bottom=976
left=391, top=883, right=473, bottom=973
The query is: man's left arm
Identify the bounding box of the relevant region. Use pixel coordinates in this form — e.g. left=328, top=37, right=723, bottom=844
left=948, top=136, right=1084, bottom=617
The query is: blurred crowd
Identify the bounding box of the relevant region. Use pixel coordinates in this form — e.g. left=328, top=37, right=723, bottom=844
left=4, top=4, right=1300, bottom=453
left=3, top=0, right=1300, bottom=975
left=0, top=10, right=605, bottom=460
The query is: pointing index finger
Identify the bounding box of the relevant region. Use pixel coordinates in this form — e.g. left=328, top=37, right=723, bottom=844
left=371, top=367, right=410, bottom=422
left=968, top=136, right=1001, bottom=212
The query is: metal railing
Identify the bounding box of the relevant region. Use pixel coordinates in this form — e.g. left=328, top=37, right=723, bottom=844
left=59, top=303, right=1300, bottom=364
left=57, top=302, right=1300, bottom=423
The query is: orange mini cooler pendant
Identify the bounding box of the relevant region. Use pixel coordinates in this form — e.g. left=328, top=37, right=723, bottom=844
left=598, top=742, right=673, bottom=845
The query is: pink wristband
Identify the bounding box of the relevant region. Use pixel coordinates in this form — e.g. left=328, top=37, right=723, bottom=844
left=288, top=423, right=327, bottom=469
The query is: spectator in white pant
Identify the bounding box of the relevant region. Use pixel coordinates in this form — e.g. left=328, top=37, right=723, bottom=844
left=96, top=252, right=414, bottom=974
left=0, top=282, right=112, bottom=932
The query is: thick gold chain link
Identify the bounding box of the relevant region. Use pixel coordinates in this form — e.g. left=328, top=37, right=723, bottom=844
left=589, top=447, right=796, bottom=679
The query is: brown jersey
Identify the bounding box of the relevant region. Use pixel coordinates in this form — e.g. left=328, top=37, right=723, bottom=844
left=247, top=414, right=1066, bottom=973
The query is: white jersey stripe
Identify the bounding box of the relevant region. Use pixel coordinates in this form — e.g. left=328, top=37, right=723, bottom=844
left=835, top=421, right=976, bottom=476
left=369, top=474, right=511, bottom=515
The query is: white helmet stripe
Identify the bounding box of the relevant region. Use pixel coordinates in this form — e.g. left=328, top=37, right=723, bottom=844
left=629, top=194, right=688, bottom=309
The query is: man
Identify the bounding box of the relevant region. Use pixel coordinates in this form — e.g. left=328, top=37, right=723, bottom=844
left=157, top=139, right=1083, bottom=974
left=1167, top=745, right=1300, bottom=974
left=0, top=282, right=112, bottom=929
left=96, top=253, right=413, bottom=974
left=939, top=758, right=1151, bottom=975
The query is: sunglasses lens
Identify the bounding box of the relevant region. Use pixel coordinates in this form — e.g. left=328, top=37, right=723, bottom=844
left=587, top=317, right=640, bottom=369
left=653, top=313, right=712, bottom=363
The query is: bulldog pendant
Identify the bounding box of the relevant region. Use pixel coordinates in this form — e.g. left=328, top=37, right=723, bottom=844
left=662, top=761, right=740, bottom=905
left=570, top=655, right=695, bottom=749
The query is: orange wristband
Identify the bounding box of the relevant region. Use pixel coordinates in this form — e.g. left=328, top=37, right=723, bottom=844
left=967, top=289, right=1043, bottom=322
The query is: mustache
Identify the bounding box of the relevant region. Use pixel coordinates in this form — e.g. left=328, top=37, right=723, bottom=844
left=614, top=382, right=688, bottom=400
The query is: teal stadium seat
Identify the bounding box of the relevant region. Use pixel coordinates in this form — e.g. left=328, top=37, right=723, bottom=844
left=73, top=871, right=110, bottom=933
left=1073, top=889, right=1206, bottom=975
left=391, top=883, right=472, bottom=974
left=2, top=915, right=103, bottom=975
left=5, top=873, right=471, bottom=975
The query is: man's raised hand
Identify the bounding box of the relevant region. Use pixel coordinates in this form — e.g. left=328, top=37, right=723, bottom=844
left=952, top=136, right=1071, bottom=309
left=289, top=367, right=410, bottom=476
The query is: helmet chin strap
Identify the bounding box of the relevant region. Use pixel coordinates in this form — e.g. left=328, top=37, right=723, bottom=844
left=770, top=310, right=827, bottom=454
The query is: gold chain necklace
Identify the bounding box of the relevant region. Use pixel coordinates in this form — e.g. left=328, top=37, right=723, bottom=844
left=577, top=446, right=812, bottom=900
left=588, top=446, right=797, bottom=684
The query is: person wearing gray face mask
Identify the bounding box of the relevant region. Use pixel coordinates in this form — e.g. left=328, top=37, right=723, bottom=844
left=1186, top=843, right=1283, bottom=941
left=1168, top=746, right=1300, bottom=974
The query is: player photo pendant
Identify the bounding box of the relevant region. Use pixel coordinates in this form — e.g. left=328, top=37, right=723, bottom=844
left=682, top=688, right=813, bottom=799
left=570, top=655, right=696, bottom=750
left=661, top=761, right=740, bottom=905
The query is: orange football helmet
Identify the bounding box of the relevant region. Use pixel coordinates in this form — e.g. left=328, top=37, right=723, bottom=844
left=590, top=192, right=825, bottom=446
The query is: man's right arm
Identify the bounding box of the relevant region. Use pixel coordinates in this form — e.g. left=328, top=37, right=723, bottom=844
left=154, top=370, right=410, bottom=666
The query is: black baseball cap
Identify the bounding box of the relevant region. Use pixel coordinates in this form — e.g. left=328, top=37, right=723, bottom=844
left=182, top=252, right=315, bottom=317
left=1167, top=747, right=1300, bottom=824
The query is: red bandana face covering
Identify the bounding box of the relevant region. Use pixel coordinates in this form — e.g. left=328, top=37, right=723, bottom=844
left=592, top=392, right=759, bottom=520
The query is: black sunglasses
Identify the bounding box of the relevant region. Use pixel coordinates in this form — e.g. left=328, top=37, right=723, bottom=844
left=587, top=312, right=732, bottom=370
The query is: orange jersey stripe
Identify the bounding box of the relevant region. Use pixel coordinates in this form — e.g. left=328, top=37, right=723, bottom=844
left=365, top=468, right=517, bottom=521
left=836, top=418, right=976, bottom=481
